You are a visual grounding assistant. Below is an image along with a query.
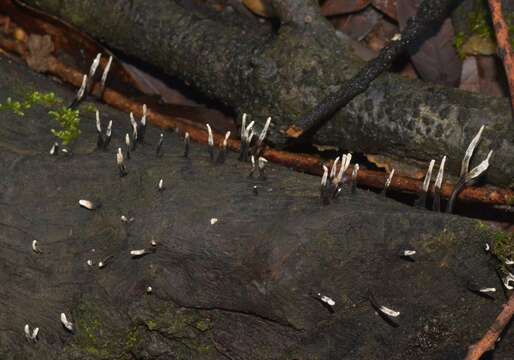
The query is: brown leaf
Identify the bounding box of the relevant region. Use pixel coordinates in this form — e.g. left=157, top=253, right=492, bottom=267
left=334, top=6, right=382, bottom=41
left=242, top=0, right=274, bottom=17
left=26, top=34, right=54, bottom=72
left=321, top=0, right=370, bottom=17
left=371, top=0, right=397, bottom=20
left=396, top=0, right=461, bottom=86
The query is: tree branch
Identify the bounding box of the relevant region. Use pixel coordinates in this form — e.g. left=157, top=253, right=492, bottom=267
left=17, top=0, right=514, bottom=188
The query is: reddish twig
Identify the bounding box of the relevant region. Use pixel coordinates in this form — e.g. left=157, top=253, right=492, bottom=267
left=465, top=293, right=514, bottom=360
left=488, top=0, right=514, bottom=118
left=0, top=30, right=513, bottom=207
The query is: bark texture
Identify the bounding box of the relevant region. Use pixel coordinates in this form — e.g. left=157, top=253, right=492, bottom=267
left=0, top=53, right=513, bottom=359
left=18, top=0, right=514, bottom=188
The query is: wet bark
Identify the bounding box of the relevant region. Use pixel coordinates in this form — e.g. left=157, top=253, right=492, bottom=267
left=1, top=52, right=514, bottom=359
left=16, top=0, right=514, bottom=189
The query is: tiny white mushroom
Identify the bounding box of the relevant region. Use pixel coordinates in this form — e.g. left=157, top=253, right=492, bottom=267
left=422, top=160, right=436, bottom=192
left=79, top=199, right=100, bottom=210
left=76, top=74, right=87, bottom=102
left=434, top=156, right=447, bottom=190
left=95, top=110, right=102, bottom=133
left=86, top=259, right=93, bottom=266
left=210, top=218, right=218, bottom=225
left=151, top=240, right=157, bottom=247
left=24, top=324, right=31, bottom=340
left=31, top=327, right=39, bottom=341
left=461, top=125, right=485, bottom=176
left=60, top=313, right=73, bottom=332
left=384, top=169, right=395, bottom=191
left=392, top=33, right=402, bottom=41
left=206, top=123, right=214, bottom=147
left=257, top=117, right=272, bottom=146
left=49, top=142, right=59, bottom=155
left=100, top=55, right=113, bottom=88
left=506, top=259, right=514, bottom=265
left=479, top=288, right=496, bottom=293
left=503, top=272, right=514, bottom=290
left=318, top=293, right=335, bottom=307
left=32, top=240, right=42, bottom=254
left=402, top=250, right=416, bottom=257
left=146, top=286, right=153, bottom=294
left=130, top=249, right=147, bottom=257
left=158, top=178, right=164, bottom=191
left=321, top=165, right=329, bottom=187
left=464, top=150, right=493, bottom=183
left=485, top=243, right=490, bottom=252
left=379, top=306, right=400, bottom=317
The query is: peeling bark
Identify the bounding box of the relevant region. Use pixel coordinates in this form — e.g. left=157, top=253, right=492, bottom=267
left=17, top=0, right=514, bottom=188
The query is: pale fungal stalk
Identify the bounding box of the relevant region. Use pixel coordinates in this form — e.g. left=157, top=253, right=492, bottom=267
left=432, top=156, right=446, bottom=212
left=184, top=132, right=190, bottom=158
left=379, top=306, right=400, bottom=317
left=24, top=324, right=39, bottom=342
left=460, top=125, right=485, bottom=176
left=49, top=142, right=59, bottom=155
left=156, top=133, right=164, bottom=157
left=103, top=120, right=113, bottom=149
left=139, top=104, right=147, bottom=143
left=210, top=218, right=218, bottom=225
left=206, top=123, right=214, bottom=160
left=257, top=157, right=268, bottom=179
left=415, top=159, right=435, bottom=209
left=382, top=169, right=395, bottom=196
left=79, top=199, right=101, bottom=210
left=32, top=240, right=42, bottom=254
left=69, top=74, right=87, bottom=108
left=130, top=249, right=148, bottom=258
left=158, top=178, right=164, bottom=191
left=447, top=150, right=493, bottom=213
left=96, top=110, right=103, bottom=148
left=216, top=131, right=231, bottom=164
left=254, top=116, right=271, bottom=154
left=320, top=165, right=330, bottom=205
left=351, top=164, right=359, bottom=194
left=125, top=133, right=131, bottom=159
left=117, top=148, right=128, bottom=177
left=98, top=55, right=113, bottom=95
left=130, top=112, right=138, bottom=147
left=60, top=313, right=73, bottom=332
left=239, top=113, right=255, bottom=162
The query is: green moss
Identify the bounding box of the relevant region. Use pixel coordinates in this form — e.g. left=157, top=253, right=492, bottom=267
left=66, top=301, right=142, bottom=359
left=49, top=107, right=81, bottom=145
left=0, top=91, right=82, bottom=145
left=475, top=221, right=513, bottom=267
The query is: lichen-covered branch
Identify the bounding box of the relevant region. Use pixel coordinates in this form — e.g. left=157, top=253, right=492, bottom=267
left=18, top=0, right=514, bottom=188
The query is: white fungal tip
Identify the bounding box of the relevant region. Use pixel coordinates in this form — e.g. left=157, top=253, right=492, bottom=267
left=210, top=218, right=218, bottom=225
left=317, top=293, right=335, bottom=306
left=151, top=240, right=157, bottom=247
left=379, top=306, right=400, bottom=317
left=206, top=124, right=213, bottom=146
left=79, top=199, right=98, bottom=210
left=479, top=288, right=496, bottom=293
left=101, top=55, right=113, bottom=84
left=141, top=104, right=147, bottom=125
left=422, top=160, right=436, bottom=192
left=60, top=313, right=73, bottom=332
left=125, top=133, right=130, bottom=146
left=257, top=116, right=272, bottom=144
left=86, top=259, right=93, bottom=266
left=32, top=327, right=39, bottom=341
left=158, top=178, right=164, bottom=190
left=32, top=240, right=39, bottom=253
left=485, top=243, right=490, bottom=252
left=24, top=324, right=30, bottom=338
left=146, top=286, right=153, bottom=294
left=434, top=156, right=447, bottom=189
left=385, top=169, right=395, bottom=189
left=258, top=157, right=268, bottom=169
left=95, top=110, right=101, bottom=133
left=130, top=249, right=147, bottom=257
left=321, top=165, right=329, bottom=186
left=506, top=259, right=514, bottom=265
left=403, top=250, right=416, bottom=257
left=392, top=33, right=401, bottom=41
left=461, top=125, right=485, bottom=176
left=465, top=150, right=493, bottom=182
left=106, top=120, right=112, bottom=137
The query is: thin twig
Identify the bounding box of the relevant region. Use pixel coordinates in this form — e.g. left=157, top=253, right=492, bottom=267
left=464, top=293, right=514, bottom=360
left=488, top=0, right=514, bottom=119
left=287, top=0, right=456, bottom=139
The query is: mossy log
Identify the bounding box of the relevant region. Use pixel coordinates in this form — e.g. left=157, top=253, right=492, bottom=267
left=17, top=0, right=514, bottom=189
left=0, top=54, right=513, bottom=359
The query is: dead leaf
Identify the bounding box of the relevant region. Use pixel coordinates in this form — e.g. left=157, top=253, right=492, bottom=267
left=242, top=0, right=274, bottom=17
left=459, top=56, right=481, bottom=93
left=371, top=0, right=397, bottom=20
left=335, top=6, right=383, bottom=41
left=461, top=35, right=497, bottom=57
left=26, top=34, right=54, bottom=72
left=321, top=0, right=370, bottom=17
left=396, top=0, right=461, bottom=86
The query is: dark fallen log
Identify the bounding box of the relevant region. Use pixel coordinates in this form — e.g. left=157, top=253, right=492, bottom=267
left=1, top=53, right=513, bottom=359
left=16, top=0, right=514, bottom=189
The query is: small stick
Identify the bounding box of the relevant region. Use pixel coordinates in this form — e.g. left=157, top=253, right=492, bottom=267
left=464, top=294, right=514, bottom=360
left=487, top=0, right=514, bottom=118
